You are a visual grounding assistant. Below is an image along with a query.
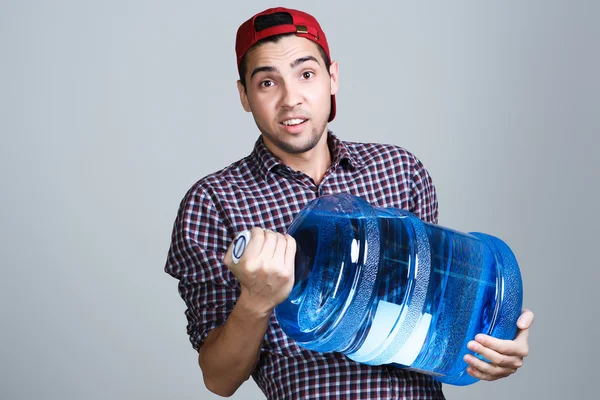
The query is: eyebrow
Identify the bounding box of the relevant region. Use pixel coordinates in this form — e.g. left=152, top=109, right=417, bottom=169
left=250, top=56, right=321, bottom=80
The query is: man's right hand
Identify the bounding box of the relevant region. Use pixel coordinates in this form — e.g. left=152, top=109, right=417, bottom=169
left=224, top=227, right=296, bottom=317
left=199, top=228, right=296, bottom=396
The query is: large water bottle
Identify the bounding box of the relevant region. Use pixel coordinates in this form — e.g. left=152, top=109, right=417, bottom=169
left=270, top=193, right=523, bottom=386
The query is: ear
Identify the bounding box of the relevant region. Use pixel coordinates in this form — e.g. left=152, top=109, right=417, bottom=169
left=237, top=80, right=252, bottom=113
left=329, top=61, right=339, bottom=96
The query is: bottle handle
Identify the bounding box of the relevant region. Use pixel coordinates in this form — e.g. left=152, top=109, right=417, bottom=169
left=231, top=230, right=251, bottom=264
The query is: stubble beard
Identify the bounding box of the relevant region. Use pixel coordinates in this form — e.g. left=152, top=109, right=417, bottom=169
left=259, top=118, right=328, bottom=155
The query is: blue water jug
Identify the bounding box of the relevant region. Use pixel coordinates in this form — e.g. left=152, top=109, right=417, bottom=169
left=271, top=193, right=523, bottom=385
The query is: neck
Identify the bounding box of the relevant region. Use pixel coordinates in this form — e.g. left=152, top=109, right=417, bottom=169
left=269, top=132, right=332, bottom=186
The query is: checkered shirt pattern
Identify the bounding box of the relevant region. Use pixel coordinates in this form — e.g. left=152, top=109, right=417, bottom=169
left=165, top=132, right=444, bottom=399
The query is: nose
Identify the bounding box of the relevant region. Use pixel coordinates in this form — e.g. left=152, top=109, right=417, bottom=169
left=280, top=81, right=303, bottom=109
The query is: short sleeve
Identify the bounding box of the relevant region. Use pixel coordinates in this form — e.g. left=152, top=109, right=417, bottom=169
left=164, top=186, right=239, bottom=351
left=408, top=155, right=439, bottom=224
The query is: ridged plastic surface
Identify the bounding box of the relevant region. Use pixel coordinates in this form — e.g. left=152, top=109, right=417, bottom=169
left=274, top=194, right=523, bottom=386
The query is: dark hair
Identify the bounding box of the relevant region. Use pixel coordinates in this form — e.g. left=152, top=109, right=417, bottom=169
left=238, top=12, right=331, bottom=90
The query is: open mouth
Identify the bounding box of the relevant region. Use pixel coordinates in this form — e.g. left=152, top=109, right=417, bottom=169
left=281, top=118, right=308, bottom=127
left=280, top=118, right=309, bottom=133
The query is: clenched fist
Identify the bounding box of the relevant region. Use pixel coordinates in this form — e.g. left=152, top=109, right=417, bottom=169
left=224, top=227, right=296, bottom=317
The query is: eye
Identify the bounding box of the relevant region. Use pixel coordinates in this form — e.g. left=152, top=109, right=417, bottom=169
left=302, top=71, right=315, bottom=80
left=260, top=80, right=274, bottom=88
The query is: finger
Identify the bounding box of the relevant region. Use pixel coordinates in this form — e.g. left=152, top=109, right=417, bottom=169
left=282, top=235, right=296, bottom=286
left=514, top=322, right=530, bottom=343
left=511, top=327, right=530, bottom=358
left=466, top=366, right=489, bottom=381
left=517, top=308, right=535, bottom=330
left=273, top=233, right=287, bottom=264
left=465, top=365, right=514, bottom=382
left=261, top=230, right=278, bottom=261
left=464, top=354, right=517, bottom=381
left=241, top=227, right=267, bottom=261
left=284, top=234, right=296, bottom=269
left=474, top=334, right=529, bottom=358
left=467, top=340, right=524, bottom=368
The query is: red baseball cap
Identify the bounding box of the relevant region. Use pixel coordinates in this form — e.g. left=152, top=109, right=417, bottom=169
left=235, top=7, right=336, bottom=122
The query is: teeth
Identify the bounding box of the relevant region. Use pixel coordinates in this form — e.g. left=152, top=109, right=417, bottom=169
left=282, top=119, right=305, bottom=126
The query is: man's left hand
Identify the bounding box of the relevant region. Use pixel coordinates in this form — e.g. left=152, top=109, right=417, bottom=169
left=464, top=308, right=534, bottom=381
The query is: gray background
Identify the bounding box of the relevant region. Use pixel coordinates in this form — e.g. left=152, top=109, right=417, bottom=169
left=1, top=0, right=598, bottom=399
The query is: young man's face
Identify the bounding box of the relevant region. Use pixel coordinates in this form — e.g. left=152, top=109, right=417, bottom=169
left=238, top=35, right=339, bottom=157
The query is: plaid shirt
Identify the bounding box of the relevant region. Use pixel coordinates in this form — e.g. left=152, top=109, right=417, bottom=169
left=165, top=132, right=444, bottom=399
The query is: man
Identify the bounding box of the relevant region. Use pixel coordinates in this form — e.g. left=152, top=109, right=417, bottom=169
left=165, top=7, right=534, bottom=399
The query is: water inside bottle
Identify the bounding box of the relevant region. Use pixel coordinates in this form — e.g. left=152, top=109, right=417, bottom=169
left=275, top=211, right=499, bottom=378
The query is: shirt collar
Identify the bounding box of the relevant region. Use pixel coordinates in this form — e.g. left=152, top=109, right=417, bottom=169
left=251, top=130, right=364, bottom=180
